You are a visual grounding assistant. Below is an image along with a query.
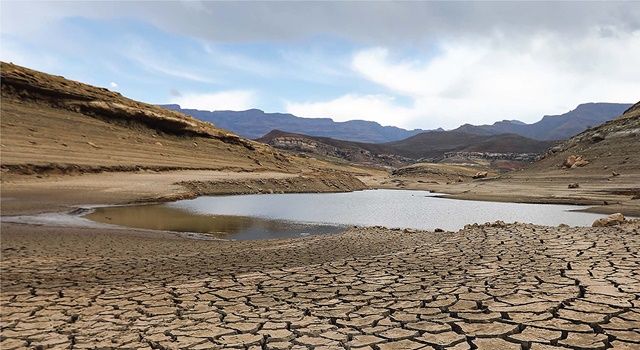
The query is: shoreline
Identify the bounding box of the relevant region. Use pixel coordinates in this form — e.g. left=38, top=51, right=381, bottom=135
left=1, top=184, right=627, bottom=241
left=3, top=168, right=638, bottom=220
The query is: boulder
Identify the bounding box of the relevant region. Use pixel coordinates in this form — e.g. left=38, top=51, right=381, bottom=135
left=472, top=171, right=488, bottom=179
left=563, top=155, right=589, bottom=168
left=592, top=213, right=625, bottom=227
left=568, top=183, right=580, bottom=189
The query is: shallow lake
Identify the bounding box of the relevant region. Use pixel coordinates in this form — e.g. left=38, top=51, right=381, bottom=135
left=84, top=189, right=609, bottom=240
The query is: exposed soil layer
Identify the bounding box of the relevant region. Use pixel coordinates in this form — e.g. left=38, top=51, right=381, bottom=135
left=0, top=62, right=369, bottom=187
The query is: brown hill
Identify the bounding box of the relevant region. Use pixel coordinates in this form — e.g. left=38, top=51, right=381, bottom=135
left=384, top=131, right=555, bottom=159
left=528, top=101, right=640, bottom=174
left=0, top=62, right=364, bottom=177
left=258, top=129, right=555, bottom=167
left=257, top=129, right=405, bottom=166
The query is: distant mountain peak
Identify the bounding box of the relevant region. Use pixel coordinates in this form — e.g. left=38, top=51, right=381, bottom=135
left=453, top=102, right=632, bottom=141
left=160, top=102, right=631, bottom=144
left=495, top=119, right=526, bottom=125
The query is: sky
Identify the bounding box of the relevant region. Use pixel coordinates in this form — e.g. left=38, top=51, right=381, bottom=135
left=1, top=1, right=639, bottom=130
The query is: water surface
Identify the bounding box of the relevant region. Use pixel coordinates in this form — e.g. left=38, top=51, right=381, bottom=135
left=85, top=205, right=344, bottom=240
left=85, top=189, right=608, bottom=239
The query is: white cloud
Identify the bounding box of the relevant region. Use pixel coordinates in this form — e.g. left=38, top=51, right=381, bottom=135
left=109, top=82, right=118, bottom=88
left=170, top=90, right=255, bottom=111
left=123, top=39, right=217, bottom=84
left=285, top=94, right=420, bottom=127
left=296, top=29, right=640, bottom=129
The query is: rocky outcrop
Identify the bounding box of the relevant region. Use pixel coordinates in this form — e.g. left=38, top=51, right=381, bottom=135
left=563, top=155, right=590, bottom=168
left=592, top=213, right=626, bottom=227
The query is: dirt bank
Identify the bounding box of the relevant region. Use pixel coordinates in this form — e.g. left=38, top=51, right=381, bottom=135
left=0, top=170, right=368, bottom=215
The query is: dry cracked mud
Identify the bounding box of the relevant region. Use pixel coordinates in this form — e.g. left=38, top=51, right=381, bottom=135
left=1, top=221, right=639, bottom=350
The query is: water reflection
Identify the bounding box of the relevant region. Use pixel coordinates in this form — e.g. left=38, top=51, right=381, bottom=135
left=85, top=204, right=344, bottom=240
left=84, top=190, right=610, bottom=239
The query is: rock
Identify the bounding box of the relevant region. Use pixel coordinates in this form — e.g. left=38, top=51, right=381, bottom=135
left=592, top=213, right=625, bottom=227
left=568, top=183, right=580, bottom=189
left=563, top=155, right=589, bottom=168
left=434, top=228, right=444, bottom=232
left=472, top=171, right=488, bottom=179
left=87, top=141, right=101, bottom=149
left=549, top=145, right=563, bottom=153
left=490, top=221, right=507, bottom=228
left=558, top=223, right=570, bottom=228
left=457, top=177, right=463, bottom=182
left=590, top=133, right=605, bottom=142
left=612, top=171, right=620, bottom=177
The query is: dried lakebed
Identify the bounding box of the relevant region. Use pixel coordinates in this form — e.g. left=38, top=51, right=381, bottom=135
left=85, top=189, right=608, bottom=239
left=2, top=221, right=639, bottom=349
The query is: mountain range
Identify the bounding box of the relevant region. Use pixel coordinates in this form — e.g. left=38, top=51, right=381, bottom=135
left=160, top=105, right=427, bottom=143
left=453, top=102, right=632, bottom=140
left=161, top=102, right=631, bottom=143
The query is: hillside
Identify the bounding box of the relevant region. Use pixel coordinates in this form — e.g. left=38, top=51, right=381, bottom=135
left=257, top=130, right=406, bottom=166
left=0, top=63, right=296, bottom=174
left=528, top=101, right=640, bottom=174
left=0, top=62, right=368, bottom=181
left=258, top=128, right=555, bottom=169
left=455, top=102, right=631, bottom=140
left=161, top=105, right=426, bottom=143
left=383, top=131, right=555, bottom=159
